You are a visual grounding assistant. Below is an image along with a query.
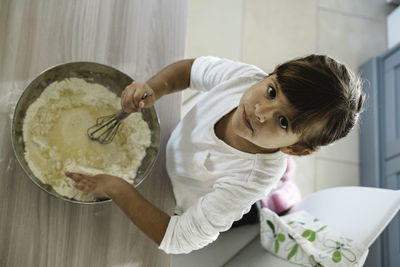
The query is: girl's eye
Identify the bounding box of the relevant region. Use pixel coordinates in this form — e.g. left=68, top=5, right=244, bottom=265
left=267, top=87, right=276, bottom=99
left=279, top=116, right=288, bottom=130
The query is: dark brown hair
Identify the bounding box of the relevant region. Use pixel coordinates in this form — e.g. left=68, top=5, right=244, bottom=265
left=274, top=54, right=365, bottom=152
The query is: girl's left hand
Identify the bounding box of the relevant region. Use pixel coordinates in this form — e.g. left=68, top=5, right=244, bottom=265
left=65, top=171, right=120, bottom=199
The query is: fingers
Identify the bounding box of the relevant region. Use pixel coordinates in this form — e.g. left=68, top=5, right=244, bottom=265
left=121, top=82, right=154, bottom=113
left=132, top=87, right=148, bottom=112
left=121, top=84, right=136, bottom=113
left=121, top=82, right=140, bottom=113
left=73, top=179, right=95, bottom=192
left=65, top=171, right=96, bottom=193
left=65, top=171, right=85, bottom=182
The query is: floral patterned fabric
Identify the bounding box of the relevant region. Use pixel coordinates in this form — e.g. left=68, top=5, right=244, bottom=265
left=260, top=209, right=368, bottom=267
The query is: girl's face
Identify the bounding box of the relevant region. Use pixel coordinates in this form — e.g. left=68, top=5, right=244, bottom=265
left=231, top=74, right=301, bottom=151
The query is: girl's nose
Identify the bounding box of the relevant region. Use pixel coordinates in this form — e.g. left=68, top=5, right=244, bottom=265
left=254, top=103, right=273, bottom=123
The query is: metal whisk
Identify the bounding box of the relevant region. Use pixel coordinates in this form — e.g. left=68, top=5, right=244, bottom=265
left=87, top=93, right=148, bottom=144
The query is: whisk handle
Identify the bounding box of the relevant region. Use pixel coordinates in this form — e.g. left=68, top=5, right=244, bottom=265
left=115, top=109, right=130, bottom=121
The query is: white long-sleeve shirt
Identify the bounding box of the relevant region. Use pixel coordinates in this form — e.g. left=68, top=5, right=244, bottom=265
left=159, top=56, right=287, bottom=254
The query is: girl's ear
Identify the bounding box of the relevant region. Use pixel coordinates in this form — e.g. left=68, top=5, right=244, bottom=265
left=280, top=144, right=312, bottom=156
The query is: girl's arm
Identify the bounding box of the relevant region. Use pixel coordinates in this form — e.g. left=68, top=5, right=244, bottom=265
left=121, top=59, right=195, bottom=113
left=65, top=172, right=170, bottom=246
left=147, top=58, right=195, bottom=100
left=108, top=177, right=170, bottom=245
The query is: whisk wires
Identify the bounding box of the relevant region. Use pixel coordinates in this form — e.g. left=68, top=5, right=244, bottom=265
left=87, top=92, right=150, bottom=144
left=87, top=114, right=123, bottom=144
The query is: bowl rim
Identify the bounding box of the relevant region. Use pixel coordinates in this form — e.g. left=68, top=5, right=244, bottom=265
left=11, top=61, right=161, bottom=205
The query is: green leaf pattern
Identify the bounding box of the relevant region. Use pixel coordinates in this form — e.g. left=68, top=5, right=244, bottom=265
left=274, top=239, right=280, bottom=253
left=267, top=220, right=286, bottom=253
left=268, top=220, right=356, bottom=264
left=287, top=243, right=298, bottom=260
left=332, top=250, right=342, bottom=263
left=277, top=233, right=285, bottom=242
left=261, top=210, right=365, bottom=266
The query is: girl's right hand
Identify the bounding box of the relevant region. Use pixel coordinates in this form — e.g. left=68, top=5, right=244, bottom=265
left=121, top=81, right=156, bottom=113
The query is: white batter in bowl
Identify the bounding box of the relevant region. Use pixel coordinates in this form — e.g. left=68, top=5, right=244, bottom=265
left=23, top=77, right=151, bottom=202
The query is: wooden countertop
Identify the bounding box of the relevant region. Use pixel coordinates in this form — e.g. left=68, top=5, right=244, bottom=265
left=0, top=1, right=187, bottom=266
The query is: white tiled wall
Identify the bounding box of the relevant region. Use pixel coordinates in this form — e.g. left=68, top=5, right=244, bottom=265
left=241, top=0, right=318, bottom=73
left=183, top=0, right=394, bottom=196
left=185, top=0, right=243, bottom=60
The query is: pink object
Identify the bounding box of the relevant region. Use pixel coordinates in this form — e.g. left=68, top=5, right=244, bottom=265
left=260, top=156, right=301, bottom=214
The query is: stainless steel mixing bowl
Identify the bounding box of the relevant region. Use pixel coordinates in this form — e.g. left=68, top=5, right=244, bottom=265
left=11, top=62, right=160, bottom=204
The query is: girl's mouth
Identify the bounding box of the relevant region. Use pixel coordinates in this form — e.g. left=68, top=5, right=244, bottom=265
left=243, top=108, right=254, bottom=132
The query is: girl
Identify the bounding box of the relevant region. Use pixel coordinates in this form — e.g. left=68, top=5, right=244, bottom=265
left=66, top=55, right=365, bottom=254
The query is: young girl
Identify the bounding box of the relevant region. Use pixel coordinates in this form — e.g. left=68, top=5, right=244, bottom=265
left=65, top=55, right=365, bottom=254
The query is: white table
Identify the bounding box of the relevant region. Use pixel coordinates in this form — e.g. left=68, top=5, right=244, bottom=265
left=0, top=1, right=187, bottom=266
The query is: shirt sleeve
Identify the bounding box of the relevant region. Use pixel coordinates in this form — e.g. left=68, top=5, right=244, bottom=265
left=190, top=56, right=267, bottom=92
left=158, top=162, right=285, bottom=254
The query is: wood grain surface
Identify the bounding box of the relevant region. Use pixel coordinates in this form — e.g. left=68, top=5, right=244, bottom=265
left=0, top=0, right=187, bottom=266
